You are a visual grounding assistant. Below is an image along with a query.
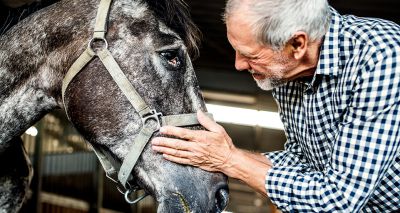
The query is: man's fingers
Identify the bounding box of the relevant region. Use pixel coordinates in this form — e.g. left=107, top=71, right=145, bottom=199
left=151, top=137, right=192, bottom=151
left=162, top=154, right=192, bottom=165
left=152, top=145, right=193, bottom=158
left=197, top=110, right=223, bottom=133
left=159, top=126, right=197, bottom=141
left=197, top=110, right=226, bottom=134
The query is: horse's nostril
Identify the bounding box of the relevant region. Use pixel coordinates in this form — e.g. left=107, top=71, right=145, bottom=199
left=214, top=185, right=229, bottom=212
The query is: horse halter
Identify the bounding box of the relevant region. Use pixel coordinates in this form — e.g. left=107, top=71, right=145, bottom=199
left=61, top=0, right=212, bottom=204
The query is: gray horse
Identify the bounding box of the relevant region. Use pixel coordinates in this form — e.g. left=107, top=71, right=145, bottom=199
left=0, top=0, right=229, bottom=212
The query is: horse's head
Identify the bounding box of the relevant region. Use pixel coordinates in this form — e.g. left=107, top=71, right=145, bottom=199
left=60, top=0, right=228, bottom=212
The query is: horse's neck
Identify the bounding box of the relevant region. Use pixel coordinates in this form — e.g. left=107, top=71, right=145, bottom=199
left=0, top=0, right=95, bottom=148
left=0, top=47, right=60, bottom=148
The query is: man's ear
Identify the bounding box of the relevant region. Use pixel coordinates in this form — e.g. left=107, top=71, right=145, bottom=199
left=288, top=32, right=308, bottom=60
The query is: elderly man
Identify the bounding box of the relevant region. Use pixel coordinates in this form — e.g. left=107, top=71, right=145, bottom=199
left=151, top=0, right=400, bottom=212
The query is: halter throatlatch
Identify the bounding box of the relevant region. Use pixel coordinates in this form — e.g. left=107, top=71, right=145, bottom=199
left=61, top=0, right=213, bottom=204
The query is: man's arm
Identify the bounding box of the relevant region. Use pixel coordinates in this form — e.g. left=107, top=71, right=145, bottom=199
left=222, top=149, right=273, bottom=196
left=151, top=110, right=273, bottom=196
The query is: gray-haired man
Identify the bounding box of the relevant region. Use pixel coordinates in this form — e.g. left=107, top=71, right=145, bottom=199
left=152, top=0, right=400, bottom=211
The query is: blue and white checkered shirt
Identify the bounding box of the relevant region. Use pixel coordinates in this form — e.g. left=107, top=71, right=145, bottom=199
left=265, top=8, right=400, bottom=212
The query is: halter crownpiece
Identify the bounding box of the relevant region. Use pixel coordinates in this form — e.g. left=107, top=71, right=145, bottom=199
left=61, top=0, right=213, bottom=204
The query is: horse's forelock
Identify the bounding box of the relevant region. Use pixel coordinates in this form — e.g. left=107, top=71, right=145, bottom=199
left=143, top=0, right=201, bottom=59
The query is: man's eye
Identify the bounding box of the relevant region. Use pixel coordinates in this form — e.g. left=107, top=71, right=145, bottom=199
left=160, top=50, right=181, bottom=68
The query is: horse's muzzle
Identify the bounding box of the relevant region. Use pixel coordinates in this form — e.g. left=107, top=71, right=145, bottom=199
left=157, top=177, right=229, bottom=213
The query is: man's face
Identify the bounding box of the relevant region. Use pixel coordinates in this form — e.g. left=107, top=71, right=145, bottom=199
left=226, top=15, right=298, bottom=91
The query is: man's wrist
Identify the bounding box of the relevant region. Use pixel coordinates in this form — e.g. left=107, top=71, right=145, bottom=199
left=220, top=148, right=272, bottom=196
left=221, top=148, right=271, bottom=180
left=221, top=148, right=247, bottom=180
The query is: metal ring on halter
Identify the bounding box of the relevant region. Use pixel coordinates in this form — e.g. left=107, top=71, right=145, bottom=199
left=141, top=109, right=163, bottom=130
left=124, top=188, right=149, bottom=204
left=87, top=37, right=109, bottom=53
left=116, top=180, right=134, bottom=195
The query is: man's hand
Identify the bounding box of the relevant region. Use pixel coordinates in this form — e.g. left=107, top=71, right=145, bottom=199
left=151, top=110, right=272, bottom=196
left=151, top=110, right=237, bottom=174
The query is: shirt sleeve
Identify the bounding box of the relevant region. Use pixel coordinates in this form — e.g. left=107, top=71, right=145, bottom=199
left=265, top=48, right=400, bottom=212
left=263, top=138, right=306, bottom=167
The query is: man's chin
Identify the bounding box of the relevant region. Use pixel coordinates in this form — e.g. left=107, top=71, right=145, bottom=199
left=254, top=78, right=274, bottom=91
left=255, top=78, right=285, bottom=91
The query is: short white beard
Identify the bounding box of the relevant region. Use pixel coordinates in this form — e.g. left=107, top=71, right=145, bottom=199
left=254, top=78, right=286, bottom=91
left=249, top=70, right=287, bottom=91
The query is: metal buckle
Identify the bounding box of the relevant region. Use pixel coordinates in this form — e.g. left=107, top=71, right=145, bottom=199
left=124, top=188, right=149, bottom=204
left=116, top=180, right=133, bottom=195
left=141, top=109, right=163, bottom=130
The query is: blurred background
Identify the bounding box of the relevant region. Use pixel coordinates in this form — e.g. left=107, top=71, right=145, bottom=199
left=1, top=0, right=399, bottom=212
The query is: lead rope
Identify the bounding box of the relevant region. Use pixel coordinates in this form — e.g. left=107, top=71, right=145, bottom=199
left=61, top=0, right=213, bottom=205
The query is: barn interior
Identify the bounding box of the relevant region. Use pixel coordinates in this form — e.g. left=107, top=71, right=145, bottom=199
left=1, top=0, right=398, bottom=212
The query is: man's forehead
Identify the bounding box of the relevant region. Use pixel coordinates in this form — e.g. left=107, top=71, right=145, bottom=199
left=227, top=21, right=260, bottom=51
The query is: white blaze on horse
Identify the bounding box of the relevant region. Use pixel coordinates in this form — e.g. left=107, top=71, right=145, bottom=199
left=0, top=0, right=229, bottom=212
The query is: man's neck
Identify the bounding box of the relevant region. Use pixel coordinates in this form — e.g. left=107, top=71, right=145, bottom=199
left=289, top=39, right=323, bottom=81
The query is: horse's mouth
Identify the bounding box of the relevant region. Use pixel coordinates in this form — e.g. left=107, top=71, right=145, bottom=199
left=174, top=192, right=192, bottom=213
left=157, top=190, right=226, bottom=213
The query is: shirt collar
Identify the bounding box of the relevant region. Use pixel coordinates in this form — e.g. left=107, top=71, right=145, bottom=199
left=315, top=7, right=343, bottom=77
left=297, top=8, right=342, bottom=92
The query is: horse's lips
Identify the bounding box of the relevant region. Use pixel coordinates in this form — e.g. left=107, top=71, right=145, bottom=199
left=156, top=195, right=193, bottom=213
left=155, top=185, right=226, bottom=213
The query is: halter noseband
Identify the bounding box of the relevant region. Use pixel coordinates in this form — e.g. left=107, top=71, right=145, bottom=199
left=61, top=0, right=212, bottom=204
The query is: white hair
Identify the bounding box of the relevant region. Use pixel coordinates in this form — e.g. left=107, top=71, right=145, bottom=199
left=224, top=0, right=331, bottom=50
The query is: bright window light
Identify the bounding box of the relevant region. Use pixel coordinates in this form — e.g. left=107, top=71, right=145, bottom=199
left=25, top=126, right=38, bottom=137
left=206, top=104, right=284, bottom=130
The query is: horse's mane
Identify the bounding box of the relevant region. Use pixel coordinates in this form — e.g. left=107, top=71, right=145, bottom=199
left=143, top=0, right=201, bottom=59
left=0, top=0, right=201, bottom=58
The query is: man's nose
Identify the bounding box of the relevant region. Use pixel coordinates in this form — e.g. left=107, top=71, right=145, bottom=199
left=234, top=51, right=250, bottom=71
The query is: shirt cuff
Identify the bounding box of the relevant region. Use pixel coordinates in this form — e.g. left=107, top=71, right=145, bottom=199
left=265, top=165, right=305, bottom=212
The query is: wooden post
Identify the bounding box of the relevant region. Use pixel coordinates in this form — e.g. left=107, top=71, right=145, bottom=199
left=31, top=121, right=44, bottom=213
left=90, top=161, right=104, bottom=213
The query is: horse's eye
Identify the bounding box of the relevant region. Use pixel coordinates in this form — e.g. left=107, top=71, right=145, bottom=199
left=160, top=50, right=182, bottom=68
